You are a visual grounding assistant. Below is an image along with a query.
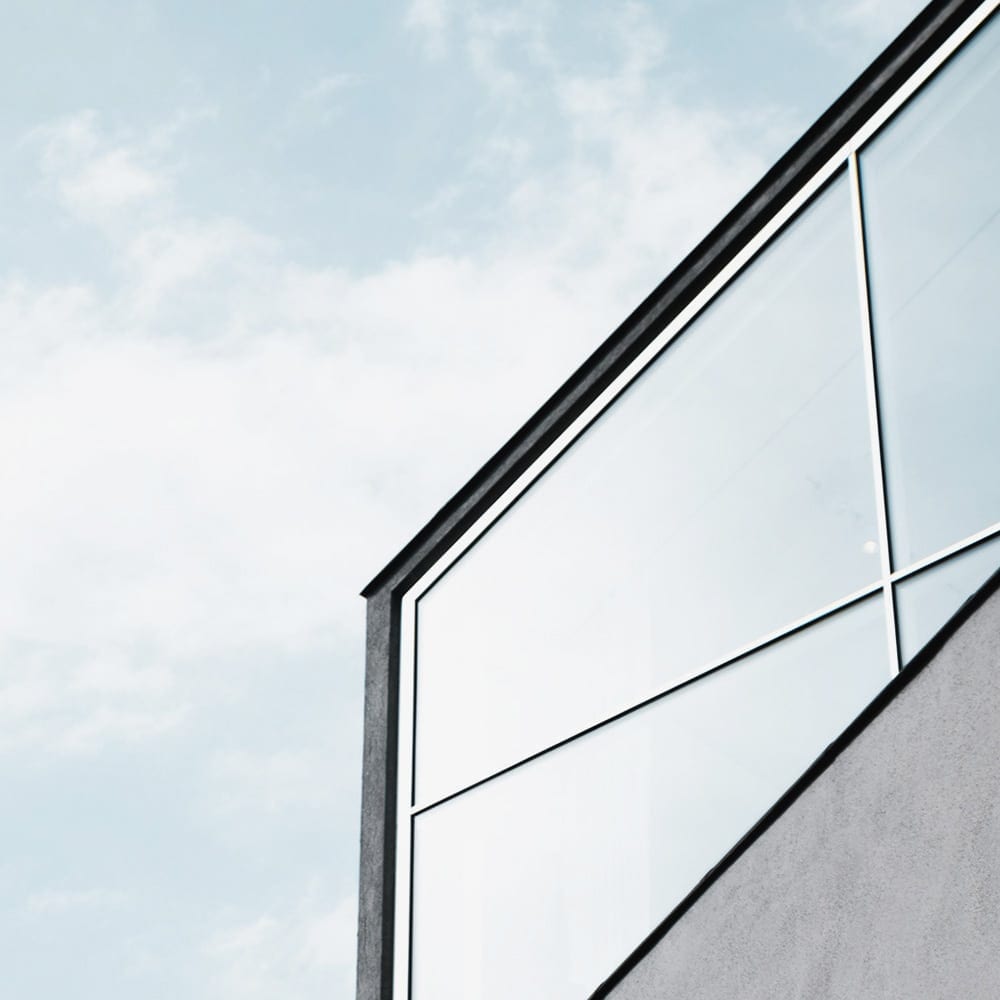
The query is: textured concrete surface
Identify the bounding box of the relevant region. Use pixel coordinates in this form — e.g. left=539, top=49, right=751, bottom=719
left=605, top=584, right=1000, bottom=1000
left=356, top=589, right=399, bottom=1000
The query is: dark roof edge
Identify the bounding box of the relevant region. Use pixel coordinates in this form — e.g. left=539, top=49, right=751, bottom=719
left=587, top=559, right=1000, bottom=999
left=362, top=0, right=985, bottom=598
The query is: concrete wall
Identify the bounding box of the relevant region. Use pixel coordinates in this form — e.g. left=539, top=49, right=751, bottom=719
left=356, top=590, right=398, bottom=1000
left=603, top=583, right=1000, bottom=1000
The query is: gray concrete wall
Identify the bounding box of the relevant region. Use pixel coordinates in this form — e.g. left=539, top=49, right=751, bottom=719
left=356, top=589, right=398, bottom=1000
left=604, top=584, right=1000, bottom=1000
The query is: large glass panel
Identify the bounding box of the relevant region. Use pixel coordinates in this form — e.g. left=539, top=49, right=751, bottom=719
left=415, top=175, right=880, bottom=805
left=895, top=533, right=1000, bottom=662
left=860, top=13, right=1000, bottom=568
left=410, top=597, right=890, bottom=1000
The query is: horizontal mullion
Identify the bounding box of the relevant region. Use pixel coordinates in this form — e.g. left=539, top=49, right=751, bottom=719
left=410, top=579, right=884, bottom=817
left=890, top=519, right=1000, bottom=584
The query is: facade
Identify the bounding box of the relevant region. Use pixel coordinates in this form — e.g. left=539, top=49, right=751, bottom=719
left=357, top=1, right=1000, bottom=997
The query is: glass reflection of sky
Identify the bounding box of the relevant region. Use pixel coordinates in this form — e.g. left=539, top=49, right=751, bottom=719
left=415, top=174, right=880, bottom=806
left=862, top=13, right=1000, bottom=569
left=410, top=598, right=888, bottom=1000
left=896, top=533, right=1000, bottom=662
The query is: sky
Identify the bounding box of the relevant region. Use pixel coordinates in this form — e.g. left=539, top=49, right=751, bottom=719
left=1, top=1, right=926, bottom=997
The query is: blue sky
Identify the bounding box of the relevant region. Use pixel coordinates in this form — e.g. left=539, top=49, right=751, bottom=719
left=1, top=1, right=924, bottom=997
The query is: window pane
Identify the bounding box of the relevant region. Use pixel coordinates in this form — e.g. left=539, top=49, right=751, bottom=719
left=895, top=534, right=1000, bottom=662
left=410, top=597, right=890, bottom=1000
left=415, top=175, right=880, bottom=805
left=860, top=14, right=1000, bottom=568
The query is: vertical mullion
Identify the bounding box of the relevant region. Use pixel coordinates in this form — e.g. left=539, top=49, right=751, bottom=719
left=393, top=598, right=416, bottom=1000
left=848, top=150, right=901, bottom=675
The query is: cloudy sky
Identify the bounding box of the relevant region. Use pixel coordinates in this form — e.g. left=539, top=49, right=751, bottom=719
left=2, top=1, right=925, bottom=997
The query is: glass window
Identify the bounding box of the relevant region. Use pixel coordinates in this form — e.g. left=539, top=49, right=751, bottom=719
left=895, top=534, right=1000, bottom=662
left=409, top=597, right=890, bottom=1000
left=860, top=13, right=1000, bottom=569
left=414, top=175, right=880, bottom=806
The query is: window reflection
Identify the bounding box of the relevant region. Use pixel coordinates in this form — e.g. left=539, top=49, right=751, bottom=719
left=415, top=175, right=880, bottom=807
left=895, top=534, right=1000, bottom=662
left=410, top=598, right=890, bottom=1000
left=861, top=13, right=1000, bottom=568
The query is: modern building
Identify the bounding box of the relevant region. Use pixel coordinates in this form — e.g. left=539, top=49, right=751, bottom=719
left=357, top=1, right=1000, bottom=996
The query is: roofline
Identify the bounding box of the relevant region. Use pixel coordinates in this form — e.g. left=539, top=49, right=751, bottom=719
left=361, top=0, right=988, bottom=600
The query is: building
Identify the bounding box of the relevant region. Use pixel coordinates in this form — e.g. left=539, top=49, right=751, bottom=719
left=356, top=1, right=1000, bottom=996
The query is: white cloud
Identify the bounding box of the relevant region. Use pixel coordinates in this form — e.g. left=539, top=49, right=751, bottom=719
left=0, top=647, right=188, bottom=757
left=208, top=747, right=338, bottom=814
left=408, top=0, right=769, bottom=290
left=66, top=147, right=162, bottom=212
left=405, top=0, right=454, bottom=56
left=298, top=895, right=357, bottom=971
left=57, top=703, right=189, bottom=754
left=0, top=277, right=102, bottom=368
left=27, top=887, right=128, bottom=915
left=74, top=655, right=174, bottom=697
left=465, top=4, right=556, bottom=101
left=301, top=73, right=358, bottom=103
left=31, top=111, right=167, bottom=225
left=3, top=7, right=768, bottom=763
left=147, top=105, right=220, bottom=153
left=790, top=0, right=922, bottom=46
left=407, top=0, right=554, bottom=80
left=122, top=217, right=270, bottom=317
left=838, top=0, right=920, bottom=37
left=295, top=74, right=360, bottom=127
left=205, top=894, right=356, bottom=999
